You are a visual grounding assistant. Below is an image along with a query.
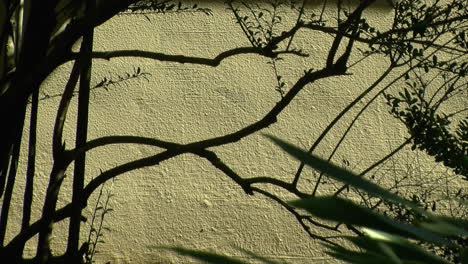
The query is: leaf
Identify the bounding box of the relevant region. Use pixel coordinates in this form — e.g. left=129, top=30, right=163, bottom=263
left=417, top=215, right=468, bottom=237
left=162, top=247, right=249, bottom=264
left=361, top=229, right=450, bottom=264
left=323, top=243, right=401, bottom=264
left=404, top=88, right=411, bottom=101
left=376, top=242, right=402, bottom=264
left=323, top=230, right=451, bottom=264
left=460, top=248, right=468, bottom=264
left=290, top=196, right=450, bottom=245
left=265, top=135, right=423, bottom=212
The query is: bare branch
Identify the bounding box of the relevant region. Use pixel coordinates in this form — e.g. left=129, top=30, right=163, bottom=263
left=80, top=15, right=309, bottom=67
left=86, top=47, right=306, bottom=67
left=252, top=187, right=341, bottom=246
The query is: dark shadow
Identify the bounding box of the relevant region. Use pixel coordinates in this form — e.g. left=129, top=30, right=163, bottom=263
left=201, top=0, right=395, bottom=10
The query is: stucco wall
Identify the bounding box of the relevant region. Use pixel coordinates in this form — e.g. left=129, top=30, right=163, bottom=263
left=6, top=1, right=466, bottom=263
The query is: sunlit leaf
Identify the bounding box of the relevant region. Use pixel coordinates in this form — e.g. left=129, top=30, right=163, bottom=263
left=418, top=215, right=468, bottom=237
left=290, top=196, right=450, bottom=245
left=361, top=228, right=450, bottom=264
left=323, top=243, right=401, bottom=264
left=266, top=135, right=425, bottom=212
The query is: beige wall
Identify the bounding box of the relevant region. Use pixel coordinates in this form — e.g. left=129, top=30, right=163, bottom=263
left=7, top=1, right=466, bottom=263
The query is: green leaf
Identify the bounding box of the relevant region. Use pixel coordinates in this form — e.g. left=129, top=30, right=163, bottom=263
left=162, top=247, right=249, bottom=264
left=324, top=232, right=449, bottom=264
left=375, top=242, right=402, bottom=264
left=417, top=215, right=468, bottom=237
left=265, top=135, right=423, bottom=212
left=340, top=236, right=383, bottom=254
left=360, top=228, right=450, bottom=264
left=290, top=196, right=450, bottom=245
left=323, top=243, right=401, bottom=264
left=460, top=248, right=468, bottom=264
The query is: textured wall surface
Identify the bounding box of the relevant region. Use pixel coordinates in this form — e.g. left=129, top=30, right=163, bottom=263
left=6, top=1, right=466, bottom=263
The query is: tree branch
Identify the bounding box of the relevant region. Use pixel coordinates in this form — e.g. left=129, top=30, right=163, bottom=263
left=302, top=18, right=468, bottom=54
left=252, top=187, right=340, bottom=246
left=85, top=47, right=308, bottom=66
left=67, top=0, right=95, bottom=256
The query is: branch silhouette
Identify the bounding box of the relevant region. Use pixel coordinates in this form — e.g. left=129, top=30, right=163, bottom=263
left=6, top=63, right=341, bottom=251
left=2, top=0, right=467, bottom=262
left=85, top=47, right=308, bottom=66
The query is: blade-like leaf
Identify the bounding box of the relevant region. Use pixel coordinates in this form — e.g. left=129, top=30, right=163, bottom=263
left=266, top=135, right=423, bottom=212
left=418, top=208, right=468, bottom=236
left=418, top=219, right=468, bottom=237
left=376, top=242, right=402, bottom=264
left=460, top=247, right=468, bottom=264
left=361, top=228, right=450, bottom=264
left=323, top=244, right=402, bottom=264
left=324, top=233, right=448, bottom=264
left=290, top=196, right=450, bottom=245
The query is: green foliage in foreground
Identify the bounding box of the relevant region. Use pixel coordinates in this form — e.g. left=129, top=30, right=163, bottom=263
left=168, top=136, right=468, bottom=264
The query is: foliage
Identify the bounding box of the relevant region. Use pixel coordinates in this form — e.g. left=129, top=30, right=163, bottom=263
left=168, top=136, right=468, bottom=263
left=378, top=0, right=468, bottom=178
left=273, top=136, right=468, bottom=264
left=384, top=84, right=468, bottom=177
left=0, top=0, right=466, bottom=263
left=83, top=179, right=115, bottom=264
left=123, top=0, right=212, bottom=16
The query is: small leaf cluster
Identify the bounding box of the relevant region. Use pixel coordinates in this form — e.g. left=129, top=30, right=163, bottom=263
left=124, top=0, right=212, bottom=16
left=341, top=9, right=377, bottom=37
left=382, top=195, right=430, bottom=224
left=384, top=80, right=467, bottom=178
left=170, top=137, right=468, bottom=263
left=367, top=0, right=466, bottom=62
left=227, top=0, right=287, bottom=48
left=431, top=236, right=468, bottom=264
left=94, top=66, right=150, bottom=90
left=418, top=54, right=468, bottom=76
left=27, top=67, right=150, bottom=104
left=266, top=57, right=287, bottom=97
left=84, top=179, right=116, bottom=264
left=454, top=31, right=467, bottom=50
